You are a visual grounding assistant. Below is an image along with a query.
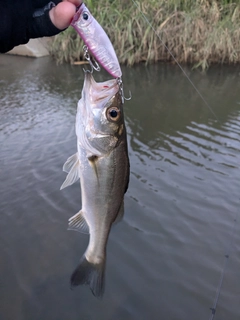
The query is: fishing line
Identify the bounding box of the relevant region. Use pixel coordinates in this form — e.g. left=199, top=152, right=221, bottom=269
left=208, top=214, right=238, bottom=320
left=130, top=2, right=238, bottom=317
left=131, top=0, right=220, bottom=122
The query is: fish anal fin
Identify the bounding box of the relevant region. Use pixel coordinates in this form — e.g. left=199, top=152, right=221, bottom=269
left=68, top=210, right=89, bottom=234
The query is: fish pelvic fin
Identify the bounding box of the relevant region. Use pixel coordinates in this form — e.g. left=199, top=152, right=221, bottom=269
left=71, top=255, right=105, bottom=298
left=60, top=153, right=80, bottom=190
left=63, top=153, right=78, bottom=173
left=68, top=210, right=89, bottom=234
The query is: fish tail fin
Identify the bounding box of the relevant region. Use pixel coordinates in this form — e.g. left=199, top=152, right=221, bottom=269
left=71, top=255, right=105, bottom=298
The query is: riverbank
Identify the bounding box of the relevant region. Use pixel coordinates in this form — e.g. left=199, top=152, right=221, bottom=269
left=50, top=0, right=240, bottom=70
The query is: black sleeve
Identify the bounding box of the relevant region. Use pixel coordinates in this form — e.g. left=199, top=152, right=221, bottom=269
left=0, top=0, right=62, bottom=53
left=33, top=0, right=61, bottom=8
left=28, top=1, right=63, bottom=39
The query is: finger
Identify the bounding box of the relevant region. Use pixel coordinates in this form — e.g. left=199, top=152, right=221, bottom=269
left=49, top=2, right=77, bottom=30
left=63, top=0, right=82, bottom=7
left=29, top=2, right=62, bottom=38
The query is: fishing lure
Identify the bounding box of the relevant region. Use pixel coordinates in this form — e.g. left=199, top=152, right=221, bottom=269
left=71, top=3, right=122, bottom=79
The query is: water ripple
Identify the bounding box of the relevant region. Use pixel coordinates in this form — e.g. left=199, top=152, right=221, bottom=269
left=1, top=56, right=240, bottom=320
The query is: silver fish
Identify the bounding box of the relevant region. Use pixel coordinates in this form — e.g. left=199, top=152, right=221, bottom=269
left=61, top=72, right=129, bottom=297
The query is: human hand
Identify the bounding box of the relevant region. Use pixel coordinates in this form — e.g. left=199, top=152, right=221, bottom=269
left=29, top=0, right=83, bottom=38
left=49, top=0, right=82, bottom=30
left=0, top=0, right=82, bottom=53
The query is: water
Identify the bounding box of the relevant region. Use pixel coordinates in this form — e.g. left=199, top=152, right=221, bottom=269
left=0, top=55, right=239, bottom=320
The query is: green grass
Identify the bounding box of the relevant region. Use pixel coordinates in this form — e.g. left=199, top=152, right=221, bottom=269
left=49, top=0, right=240, bottom=70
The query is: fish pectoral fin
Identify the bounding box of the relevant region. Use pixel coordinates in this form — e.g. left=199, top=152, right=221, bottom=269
left=88, top=155, right=99, bottom=182
left=63, top=153, right=78, bottom=173
left=68, top=210, right=89, bottom=234
left=60, top=154, right=80, bottom=190
left=113, top=201, right=125, bottom=225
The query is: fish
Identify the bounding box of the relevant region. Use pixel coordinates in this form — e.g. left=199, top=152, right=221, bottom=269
left=61, top=72, right=130, bottom=297
left=71, top=3, right=122, bottom=79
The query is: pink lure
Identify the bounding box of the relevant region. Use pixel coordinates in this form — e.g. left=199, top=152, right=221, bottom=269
left=71, top=3, right=122, bottom=79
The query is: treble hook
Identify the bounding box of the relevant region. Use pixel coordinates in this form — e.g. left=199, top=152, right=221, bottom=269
left=117, top=77, right=132, bottom=104
left=83, top=45, right=101, bottom=73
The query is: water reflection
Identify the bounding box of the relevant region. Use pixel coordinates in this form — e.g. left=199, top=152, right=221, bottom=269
left=0, top=55, right=239, bottom=320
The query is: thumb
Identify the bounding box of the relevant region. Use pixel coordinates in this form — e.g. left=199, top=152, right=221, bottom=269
left=49, top=1, right=78, bottom=30
left=29, top=2, right=63, bottom=39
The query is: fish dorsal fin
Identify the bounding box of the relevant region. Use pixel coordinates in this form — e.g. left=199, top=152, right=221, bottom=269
left=68, top=210, right=89, bottom=234
left=60, top=153, right=80, bottom=190
left=113, top=201, right=124, bottom=225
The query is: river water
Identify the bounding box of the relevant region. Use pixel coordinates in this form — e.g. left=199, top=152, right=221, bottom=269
left=0, top=55, right=239, bottom=320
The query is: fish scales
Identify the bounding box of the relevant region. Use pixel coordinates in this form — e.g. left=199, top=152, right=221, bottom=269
left=61, top=72, right=129, bottom=297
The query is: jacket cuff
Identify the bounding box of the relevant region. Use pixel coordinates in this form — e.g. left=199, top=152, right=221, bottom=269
left=28, top=1, right=64, bottom=39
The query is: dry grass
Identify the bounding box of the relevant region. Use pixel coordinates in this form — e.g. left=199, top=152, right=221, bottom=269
left=49, top=0, right=240, bottom=70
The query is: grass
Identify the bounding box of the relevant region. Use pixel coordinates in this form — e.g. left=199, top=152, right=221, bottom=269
left=49, top=0, right=240, bottom=70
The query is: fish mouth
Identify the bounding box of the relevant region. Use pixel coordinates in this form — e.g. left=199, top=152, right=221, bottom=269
left=83, top=72, right=120, bottom=105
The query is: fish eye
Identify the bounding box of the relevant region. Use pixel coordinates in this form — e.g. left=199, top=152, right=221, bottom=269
left=82, top=12, right=89, bottom=20
left=110, top=110, right=118, bottom=118
left=107, top=107, right=121, bottom=122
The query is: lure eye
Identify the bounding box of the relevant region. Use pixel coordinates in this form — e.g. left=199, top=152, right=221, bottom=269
left=82, top=12, right=89, bottom=20
left=107, top=107, right=121, bottom=122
